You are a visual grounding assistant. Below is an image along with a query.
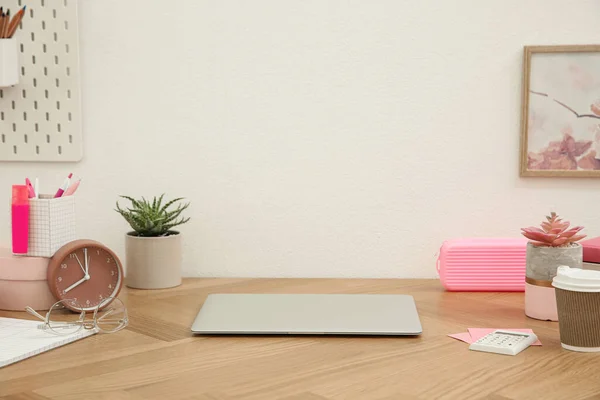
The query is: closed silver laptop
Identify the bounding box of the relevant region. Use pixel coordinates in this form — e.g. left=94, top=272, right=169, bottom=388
left=191, top=293, right=422, bottom=336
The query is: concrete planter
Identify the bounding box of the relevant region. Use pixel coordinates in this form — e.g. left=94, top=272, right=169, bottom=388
left=125, top=231, right=182, bottom=290
left=525, top=242, right=582, bottom=321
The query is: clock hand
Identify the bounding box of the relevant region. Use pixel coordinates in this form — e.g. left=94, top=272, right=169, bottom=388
left=74, top=254, right=86, bottom=275
left=84, top=248, right=92, bottom=280
left=84, top=248, right=89, bottom=276
left=64, top=276, right=88, bottom=293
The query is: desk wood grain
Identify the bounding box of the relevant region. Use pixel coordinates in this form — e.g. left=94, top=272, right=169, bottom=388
left=0, top=279, right=597, bottom=400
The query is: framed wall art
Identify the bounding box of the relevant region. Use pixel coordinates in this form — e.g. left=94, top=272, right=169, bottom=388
left=520, top=45, right=600, bottom=177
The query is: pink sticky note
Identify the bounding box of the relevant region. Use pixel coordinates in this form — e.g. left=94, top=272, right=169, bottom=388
left=468, top=328, right=542, bottom=346
left=448, top=332, right=474, bottom=343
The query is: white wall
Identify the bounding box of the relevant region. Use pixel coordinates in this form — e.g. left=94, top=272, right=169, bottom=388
left=1, top=0, right=600, bottom=278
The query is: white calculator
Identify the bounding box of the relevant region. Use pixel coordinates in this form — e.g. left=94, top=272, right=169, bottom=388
left=468, top=330, right=538, bottom=356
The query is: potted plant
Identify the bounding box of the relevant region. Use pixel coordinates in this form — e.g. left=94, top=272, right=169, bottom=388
left=115, top=194, right=190, bottom=289
left=521, top=212, right=585, bottom=321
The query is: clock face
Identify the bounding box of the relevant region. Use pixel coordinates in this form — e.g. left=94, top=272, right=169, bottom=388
left=48, top=240, right=123, bottom=311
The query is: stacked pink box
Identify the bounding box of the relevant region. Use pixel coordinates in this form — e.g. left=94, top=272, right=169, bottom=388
left=582, top=237, right=600, bottom=271
left=0, top=247, right=56, bottom=310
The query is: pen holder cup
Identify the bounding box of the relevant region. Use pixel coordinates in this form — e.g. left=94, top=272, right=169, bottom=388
left=11, top=195, right=77, bottom=258
left=0, top=38, right=19, bottom=87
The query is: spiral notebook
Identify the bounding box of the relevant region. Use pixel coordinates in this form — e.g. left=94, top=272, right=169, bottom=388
left=0, top=317, right=96, bottom=368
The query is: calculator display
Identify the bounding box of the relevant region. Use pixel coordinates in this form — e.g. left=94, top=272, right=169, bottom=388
left=498, top=332, right=528, bottom=337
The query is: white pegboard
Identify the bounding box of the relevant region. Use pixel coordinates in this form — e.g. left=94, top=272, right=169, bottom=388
left=0, top=0, right=82, bottom=162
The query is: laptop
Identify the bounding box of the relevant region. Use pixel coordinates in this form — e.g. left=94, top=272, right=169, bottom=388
left=191, top=293, right=422, bottom=336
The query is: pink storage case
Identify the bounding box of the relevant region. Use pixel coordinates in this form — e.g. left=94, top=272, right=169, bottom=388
left=0, top=247, right=55, bottom=311
left=437, top=238, right=528, bottom=291
left=582, top=237, right=600, bottom=264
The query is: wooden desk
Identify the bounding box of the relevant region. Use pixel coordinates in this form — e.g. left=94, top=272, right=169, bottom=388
left=0, top=279, right=597, bottom=400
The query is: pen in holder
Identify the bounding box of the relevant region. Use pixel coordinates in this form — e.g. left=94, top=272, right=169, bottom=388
left=12, top=194, right=77, bottom=258
left=0, top=38, right=18, bottom=87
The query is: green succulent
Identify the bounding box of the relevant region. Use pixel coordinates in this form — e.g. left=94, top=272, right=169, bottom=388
left=115, top=194, right=190, bottom=237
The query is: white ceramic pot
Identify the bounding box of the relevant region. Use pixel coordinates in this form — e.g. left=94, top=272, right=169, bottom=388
left=525, top=242, right=582, bottom=321
left=125, top=231, right=182, bottom=289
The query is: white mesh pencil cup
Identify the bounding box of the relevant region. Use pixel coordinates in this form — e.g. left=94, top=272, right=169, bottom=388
left=15, top=194, right=77, bottom=257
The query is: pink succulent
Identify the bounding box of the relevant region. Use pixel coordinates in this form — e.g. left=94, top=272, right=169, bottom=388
left=521, top=212, right=586, bottom=247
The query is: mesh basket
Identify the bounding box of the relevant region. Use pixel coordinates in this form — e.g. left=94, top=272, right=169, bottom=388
left=11, top=194, right=76, bottom=257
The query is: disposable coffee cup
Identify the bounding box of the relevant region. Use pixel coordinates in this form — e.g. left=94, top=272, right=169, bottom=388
left=552, top=266, right=600, bottom=352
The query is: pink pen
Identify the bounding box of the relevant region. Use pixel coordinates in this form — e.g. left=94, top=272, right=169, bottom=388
left=12, top=185, right=29, bottom=254
left=54, top=173, right=73, bottom=198
left=63, top=178, right=81, bottom=196
left=25, top=178, right=35, bottom=198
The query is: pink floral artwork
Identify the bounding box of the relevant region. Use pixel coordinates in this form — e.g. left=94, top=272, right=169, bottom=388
left=521, top=46, right=600, bottom=176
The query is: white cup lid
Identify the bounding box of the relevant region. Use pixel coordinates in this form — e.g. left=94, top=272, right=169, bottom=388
left=552, top=266, right=600, bottom=292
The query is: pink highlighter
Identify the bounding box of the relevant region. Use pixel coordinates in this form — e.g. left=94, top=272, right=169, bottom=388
left=62, top=178, right=81, bottom=196
left=11, top=185, right=29, bottom=254
left=54, top=173, right=73, bottom=198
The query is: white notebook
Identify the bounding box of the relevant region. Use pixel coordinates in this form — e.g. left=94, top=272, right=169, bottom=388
left=0, top=317, right=96, bottom=368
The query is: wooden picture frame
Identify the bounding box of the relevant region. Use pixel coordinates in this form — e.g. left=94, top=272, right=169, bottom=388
left=520, top=45, right=600, bottom=177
